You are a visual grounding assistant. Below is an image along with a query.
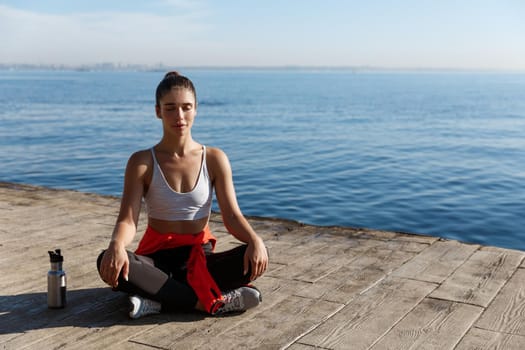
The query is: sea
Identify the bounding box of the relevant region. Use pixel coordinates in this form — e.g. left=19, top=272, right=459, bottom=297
left=1, top=69, right=524, bottom=251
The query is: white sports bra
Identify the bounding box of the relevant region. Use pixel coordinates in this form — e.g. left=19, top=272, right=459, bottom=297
left=144, top=146, right=213, bottom=221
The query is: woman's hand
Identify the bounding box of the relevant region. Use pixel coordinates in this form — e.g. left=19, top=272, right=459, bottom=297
left=99, top=241, right=129, bottom=288
left=244, top=236, right=268, bottom=281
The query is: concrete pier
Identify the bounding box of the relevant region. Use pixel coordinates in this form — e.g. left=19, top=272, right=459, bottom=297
left=1, top=182, right=524, bottom=349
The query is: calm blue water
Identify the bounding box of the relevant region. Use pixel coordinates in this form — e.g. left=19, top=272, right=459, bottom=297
left=1, top=69, right=525, bottom=250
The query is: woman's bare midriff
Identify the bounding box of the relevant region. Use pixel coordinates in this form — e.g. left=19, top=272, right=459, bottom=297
left=147, top=216, right=210, bottom=234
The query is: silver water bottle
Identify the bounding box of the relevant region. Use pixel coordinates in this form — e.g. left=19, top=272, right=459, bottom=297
left=47, top=249, right=67, bottom=308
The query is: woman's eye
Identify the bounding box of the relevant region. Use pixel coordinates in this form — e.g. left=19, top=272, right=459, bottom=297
left=163, top=104, right=192, bottom=112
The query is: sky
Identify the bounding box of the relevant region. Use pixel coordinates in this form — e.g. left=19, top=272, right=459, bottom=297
left=1, top=0, right=524, bottom=70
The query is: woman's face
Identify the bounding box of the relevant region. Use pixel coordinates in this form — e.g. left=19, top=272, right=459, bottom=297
left=156, top=87, right=197, bottom=136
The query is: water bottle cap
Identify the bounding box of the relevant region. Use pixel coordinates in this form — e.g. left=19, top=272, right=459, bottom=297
left=48, top=249, right=64, bottom=262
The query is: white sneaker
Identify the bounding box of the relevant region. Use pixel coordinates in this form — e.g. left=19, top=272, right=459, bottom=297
left=129, top=295, right=161, bottom=319
left=214, top=286, right=262, bottom=315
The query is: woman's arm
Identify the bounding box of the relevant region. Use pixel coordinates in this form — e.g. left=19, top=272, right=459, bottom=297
left=99, top=151, right=149, bottom=288
left=208, top=148, right=268, bottom=281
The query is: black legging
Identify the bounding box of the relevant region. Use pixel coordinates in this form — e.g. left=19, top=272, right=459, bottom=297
left=97, top=244, right=251, bottom=312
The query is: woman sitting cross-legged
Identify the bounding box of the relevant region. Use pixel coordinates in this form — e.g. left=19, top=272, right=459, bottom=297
left=97, top=71, right=268, bottom=318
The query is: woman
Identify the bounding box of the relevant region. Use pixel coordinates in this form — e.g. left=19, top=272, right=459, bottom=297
left=97, top=71, right=268, bottom=319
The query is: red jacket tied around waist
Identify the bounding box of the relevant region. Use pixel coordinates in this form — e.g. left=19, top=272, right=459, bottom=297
left=135, top=225, right=223, bottom=314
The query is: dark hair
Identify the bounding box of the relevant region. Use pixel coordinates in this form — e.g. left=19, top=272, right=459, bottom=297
left=155, top=71, right=197, bottom=106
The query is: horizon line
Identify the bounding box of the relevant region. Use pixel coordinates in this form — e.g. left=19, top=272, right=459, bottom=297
left=1, top=63, right=524, bottom=73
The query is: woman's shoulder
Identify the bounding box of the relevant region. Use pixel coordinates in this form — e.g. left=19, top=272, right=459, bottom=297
left=205, top=146, right=228, bottom=163
left=126, top=148, right=154, bottom=169
left=205, top=146, right=231, bottom=178
left=129, top=148, right=152, bottom=160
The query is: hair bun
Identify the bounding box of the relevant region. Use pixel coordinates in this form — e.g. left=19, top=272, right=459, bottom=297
left=164, top=71, right=181, bottom=79
left=156, top=71, right=196, bottom=106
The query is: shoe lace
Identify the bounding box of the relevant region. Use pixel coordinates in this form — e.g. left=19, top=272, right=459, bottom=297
left=220, top=289, right=243, bottom=313
left=141, top=299, right=159, bottom=314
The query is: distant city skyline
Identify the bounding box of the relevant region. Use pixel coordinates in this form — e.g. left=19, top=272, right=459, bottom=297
left=1, top=0, right=525, bottom=70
